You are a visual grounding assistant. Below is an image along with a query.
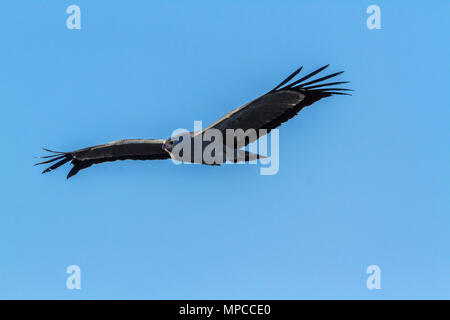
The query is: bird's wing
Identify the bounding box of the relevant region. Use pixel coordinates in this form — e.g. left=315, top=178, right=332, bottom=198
left=35, top=139, right=170, bottom=179
left=202, top=65, right=351, bottom=147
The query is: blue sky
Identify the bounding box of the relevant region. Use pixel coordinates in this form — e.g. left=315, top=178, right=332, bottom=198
left=1, top=1, right=449, bottom=299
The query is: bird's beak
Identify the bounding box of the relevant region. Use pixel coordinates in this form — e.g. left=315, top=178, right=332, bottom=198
left=163, top=142, right=172, bottom=152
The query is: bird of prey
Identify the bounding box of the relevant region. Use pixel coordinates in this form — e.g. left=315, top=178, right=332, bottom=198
left=36, top=65, right=350, bottom=178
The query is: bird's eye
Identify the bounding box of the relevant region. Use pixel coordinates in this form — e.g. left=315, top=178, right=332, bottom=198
left=169, top=140, right=174, bottom=145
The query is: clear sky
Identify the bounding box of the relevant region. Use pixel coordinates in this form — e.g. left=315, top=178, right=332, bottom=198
left=1, top=1, right=449, bottom=299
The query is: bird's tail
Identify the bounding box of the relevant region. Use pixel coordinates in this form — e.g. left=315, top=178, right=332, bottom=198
left=233, top=149, right=266, bottom=163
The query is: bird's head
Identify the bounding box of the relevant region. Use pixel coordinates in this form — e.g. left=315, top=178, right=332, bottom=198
left=162, top=138, right=175, bottom=153
left=163, top=132, right=192, bottom=155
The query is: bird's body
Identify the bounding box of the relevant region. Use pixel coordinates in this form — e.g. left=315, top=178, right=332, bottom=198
left=36, top=65, right=350, bottom=178
left=164, top=132, right=265, bottom=165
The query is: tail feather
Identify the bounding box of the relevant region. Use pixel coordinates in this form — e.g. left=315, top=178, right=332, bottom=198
left=229, top=149, right=267, bottom=163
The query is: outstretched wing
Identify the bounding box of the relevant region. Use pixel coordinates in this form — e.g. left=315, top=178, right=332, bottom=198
left=35, top=139, right=170, bottom=179
left=203, top=65, right=351, bottom=147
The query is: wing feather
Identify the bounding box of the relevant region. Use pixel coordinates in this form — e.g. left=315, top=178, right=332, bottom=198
left=36, top=139, right=170, bottom=178
left=203, top=65, right=350, bottom=147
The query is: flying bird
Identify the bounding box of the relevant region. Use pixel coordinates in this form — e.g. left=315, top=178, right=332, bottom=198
left=36, top=65, right=350, bottom=178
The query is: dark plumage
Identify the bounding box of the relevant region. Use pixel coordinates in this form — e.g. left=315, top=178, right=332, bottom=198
left=36, top=65, right=351, bottom=178
left=36, top=140, right=169, bottom=179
